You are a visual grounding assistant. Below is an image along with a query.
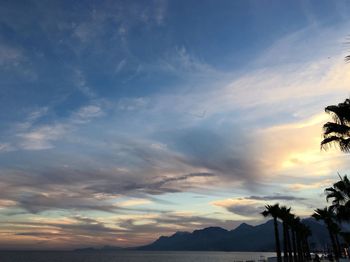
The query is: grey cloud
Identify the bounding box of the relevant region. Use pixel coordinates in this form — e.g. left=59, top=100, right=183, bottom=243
left=225, top=204, right=263, bottom=217
left=16, top=193, right=122, bottom=214
left=157, top=127, right=259, bottom=185
left=0, top=128, right=255, bottom=215
left=86, top=172, right=215, bottom=196
left=0, top=167, right=213, bottom=214
left=247, top=194, right=307, bottom=201
left=218, top=194, right=307, bottom=217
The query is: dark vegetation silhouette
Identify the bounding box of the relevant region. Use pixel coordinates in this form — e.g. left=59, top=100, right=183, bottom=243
left=314, top=95, right=350, bottom=259
left=312, top=207, right=340, bottom=260
left=138, top=218, right=327, bottom=252
left=261, top=204, right=311, bottom=262
left=261, top=204, right=283, bottom=262
left=321, top=98, right=350, bottom=152
left=257, top=49, right=350, bottom=261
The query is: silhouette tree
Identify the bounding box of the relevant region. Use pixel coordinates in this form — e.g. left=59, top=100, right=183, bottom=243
left=300, top=224, right=312, bottom=261
left=325, top=174, right=350, bottom=221
left=287, top=213, right=298, bottom=262
left=293, top=217, right=305, bottom=262
left=321, top=98, right=350, bottom=151
left=262, top=204, right=282, bottom=262
left=312, top=207, right=340, bottom=260
left=331, top=222, right=342, bottom=259
left=278, top=206, right=292, bottom=262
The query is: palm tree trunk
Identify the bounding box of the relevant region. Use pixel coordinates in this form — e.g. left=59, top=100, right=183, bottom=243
left=291, top=229, right=297, bottom=262
left=286, top=227, right=293, bottom=262
left=283, top=222, right=289, bottom=262
left=327, top=226, right=339, bottom=261
left=296, top=230, right=303, bottom=262
left=304, top=237, right=311, bottom=261
left=274, top=217, right=282, bottom=262
left=335, top=232, right=342, bottom=258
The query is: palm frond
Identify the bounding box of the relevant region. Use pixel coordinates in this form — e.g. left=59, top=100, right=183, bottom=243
left=323, top=122, right=350, bottom=135
left=321, top=136, right=350, bottom=152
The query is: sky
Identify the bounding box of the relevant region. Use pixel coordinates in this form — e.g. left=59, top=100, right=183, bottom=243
left=1, top=0, right=350, bottom=250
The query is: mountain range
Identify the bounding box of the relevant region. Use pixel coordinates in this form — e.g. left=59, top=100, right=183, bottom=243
left=137, top=218, right=331, bottom=251
left=75, top=219, right=332, bottom=252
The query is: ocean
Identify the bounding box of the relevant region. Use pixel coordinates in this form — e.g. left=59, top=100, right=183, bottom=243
left=0, top=251, right=275, bottom=262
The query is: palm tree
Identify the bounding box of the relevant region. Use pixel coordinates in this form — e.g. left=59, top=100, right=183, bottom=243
left=321, top=98, right=350, bottom=152
left=262, top=204, right=282, bottom=262
left=287, top=213, right=298, bottom=262
left=331, top=222, right=342, bottom=258
left=326, top=175, right=350, bottom=214
left=312, top=207, right=340, bottom=260
left=279, top=206, right=292, bottom=262
left=300, top=224, right=312, bottom=261
left=293, top=217, right=304, bottom=262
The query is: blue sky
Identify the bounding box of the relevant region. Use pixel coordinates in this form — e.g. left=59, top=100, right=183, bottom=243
left=1, top=0, right=350, bottom=249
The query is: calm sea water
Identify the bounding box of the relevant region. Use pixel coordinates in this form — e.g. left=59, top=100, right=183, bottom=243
left=0, top=251, right=276, bottom=262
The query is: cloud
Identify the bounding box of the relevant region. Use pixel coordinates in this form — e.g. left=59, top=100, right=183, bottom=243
left=156, top=46, right=220, bottom=78
left=0, top=159, right=215, bottom=214
left=118, top=199, right=152, bottom=207
left=288, top=179, right=334, bottom=191
left=0, top=143, right=14, bottom=152
left=117, top=97, right=149, bottom=111
left=17, top=124, right=66, bottom=150
left=155, top=127, right=261, bottom=189
left=211, top=198, right=263, bottom=218
left=0, top=44, right=22, bottom=67
left=0, top=211, right=242, bottom=249
left=71, top=105, right=103, bottom=123
left=85, top=171, right=216, bottom=196
left=212, top=194, right=308, bottom=217
left=153, top=0, right=167, bottom=25
left=246, top=194, right=307, bottom=201
left=73, top=70, right=96, bottom=98
left=15, top=192, right=121, bottom=214
left=10, top=103, right=104, bottom=151
left=254, top=113, right=346, bottom=181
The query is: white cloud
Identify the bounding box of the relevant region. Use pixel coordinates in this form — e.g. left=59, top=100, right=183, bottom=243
left=0, top=143, right=14, bottom=152
left=117, top=97, right=149, bottom=111
left=115, top=59, right=127, bottom=73
left=18, top=124, right=66, bottom=150
left=14, top=104, right=104, bottom=150
left=118, top=198, right=152, bottom=207
left=71, top=105, right=103, bottom=123
left=73, top=70, right=96, bottom=98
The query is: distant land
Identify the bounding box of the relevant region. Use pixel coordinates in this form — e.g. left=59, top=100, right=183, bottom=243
left=76, top=219, right=332, bottom=252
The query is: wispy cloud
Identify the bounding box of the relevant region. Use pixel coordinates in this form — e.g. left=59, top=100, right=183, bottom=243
left=17, top=124, right=67, bottom=150
left=10, top=103, right=104, bottom=151
left=71, top=105, right=104, bottom=123
left=0, top=44, right=22, bottom=67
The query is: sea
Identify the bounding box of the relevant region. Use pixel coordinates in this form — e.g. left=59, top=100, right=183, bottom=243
left=0, top=251, right=275, bottom=262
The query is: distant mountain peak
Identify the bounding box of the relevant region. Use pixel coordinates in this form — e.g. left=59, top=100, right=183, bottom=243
left=137, top=219, right=330, bottom=252
left=231, top=222, right=254, bottom=232
left=237, top=222, right=252, bottom=228
left=193, top=226, right=228, bottom=233
left=173, top=231, right=190, bottom=236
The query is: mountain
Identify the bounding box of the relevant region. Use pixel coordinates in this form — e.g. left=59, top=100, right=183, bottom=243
left=138, top=219, right=330, bottom=251
left=302, top=218, right=331, bottom=250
